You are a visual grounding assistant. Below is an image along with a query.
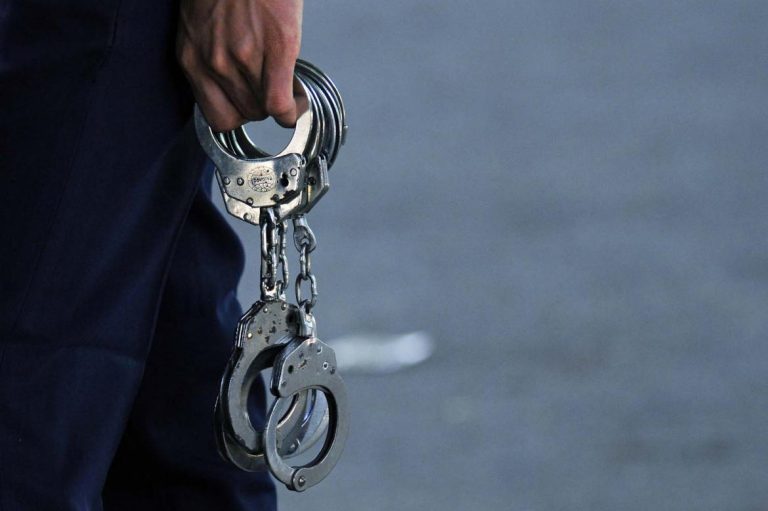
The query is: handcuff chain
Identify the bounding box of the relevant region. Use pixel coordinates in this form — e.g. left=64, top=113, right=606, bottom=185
left=260, top=208, right=289, bottom=300
left=293, top=215, right=318, bottom=313
left=277, top=221, right=290, bottom=298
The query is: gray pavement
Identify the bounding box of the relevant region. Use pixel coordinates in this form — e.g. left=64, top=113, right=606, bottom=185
left=218, top=1, right=768, bottom=509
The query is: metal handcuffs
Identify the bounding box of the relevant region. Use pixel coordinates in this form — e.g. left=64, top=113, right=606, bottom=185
left=194, top=59, right=349, bottom=491
left=213, top=299, right=329, bottom=471
left=265, top=335, right=348, bottom=491
left=194, top=60, right=347, bottom=226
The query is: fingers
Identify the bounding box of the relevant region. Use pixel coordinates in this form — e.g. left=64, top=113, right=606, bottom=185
left=177, top=0, right=304, bottom=131
left=182, top=43, right=297, bottom=131
left=188, top=73, right=245, bottom=133
left=227, top=36, right=270, bottom=122
left=180, top=44, right=265, bottom=131
left=261, top=37, right=300, bottom=127
left=257, top=0, right=303, bottom=127
left=261, top=53, right=297, bottom=128
left=208, top=50, right=269, bottom=124
left=233, top=20, right=301, bottom=128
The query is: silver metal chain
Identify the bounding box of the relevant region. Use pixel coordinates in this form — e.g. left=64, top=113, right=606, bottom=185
left=276, top=221, right=290, bottom=299
left=293, top=215, right=318, bottom=313
left=201, top=59, right=348, bottom=491
left=260, top=208, right=290, bottom=300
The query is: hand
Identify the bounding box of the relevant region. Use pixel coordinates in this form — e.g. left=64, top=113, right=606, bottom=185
left=177, top=0, right=303, bottom=131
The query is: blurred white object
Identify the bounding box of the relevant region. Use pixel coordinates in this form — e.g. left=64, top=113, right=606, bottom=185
left=327, top=331, right=434, bottom=374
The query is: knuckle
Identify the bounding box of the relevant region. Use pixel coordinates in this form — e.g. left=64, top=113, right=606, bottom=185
left=207, top=47, right=230, bottom=77
left=231, top=39, right=257, bottom=66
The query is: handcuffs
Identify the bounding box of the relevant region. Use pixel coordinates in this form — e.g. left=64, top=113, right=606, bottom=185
left=194, top=59, right=349, bottom=491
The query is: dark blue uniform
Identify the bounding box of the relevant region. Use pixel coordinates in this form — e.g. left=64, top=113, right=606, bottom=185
left=0, top=1, right=275, bottom=509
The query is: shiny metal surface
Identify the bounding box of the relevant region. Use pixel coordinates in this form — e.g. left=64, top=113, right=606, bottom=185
left=216, top=299, right=330, bottom=470
left=264, top=337, right=349, bottom=491
left=279, top=390, right=330, bottom=458
left=295, top=59, right=346, bottom=164
left=200, top=59, right=348, bottom=491
left=194, top=59, right=346, bottom=224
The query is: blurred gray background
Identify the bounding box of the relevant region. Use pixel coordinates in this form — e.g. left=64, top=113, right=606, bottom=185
left=218, top=1, right=768, bottom=510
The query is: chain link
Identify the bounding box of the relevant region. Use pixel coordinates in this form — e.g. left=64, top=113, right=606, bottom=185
left=293, top=215, right=318, bottom=313
left=260, top=209, right=283, bottom=300
left=276, top=221, right=290, bottom=298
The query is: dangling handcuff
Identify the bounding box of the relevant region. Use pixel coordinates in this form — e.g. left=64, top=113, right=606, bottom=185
left=195, top=59, right=349, bottom=492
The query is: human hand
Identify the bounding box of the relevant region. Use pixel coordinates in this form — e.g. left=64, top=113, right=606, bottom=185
left=177, top=0, right=303, bottom=131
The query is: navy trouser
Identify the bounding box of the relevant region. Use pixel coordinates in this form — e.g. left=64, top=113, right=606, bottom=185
left=0, top=1, right=275, bottom=509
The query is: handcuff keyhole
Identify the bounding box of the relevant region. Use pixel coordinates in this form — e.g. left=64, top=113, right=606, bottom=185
left=287, top=365, right=294, bottom=374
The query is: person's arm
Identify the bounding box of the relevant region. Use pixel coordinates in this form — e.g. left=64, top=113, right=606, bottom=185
left=177, top=0, right=303, bottom=131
